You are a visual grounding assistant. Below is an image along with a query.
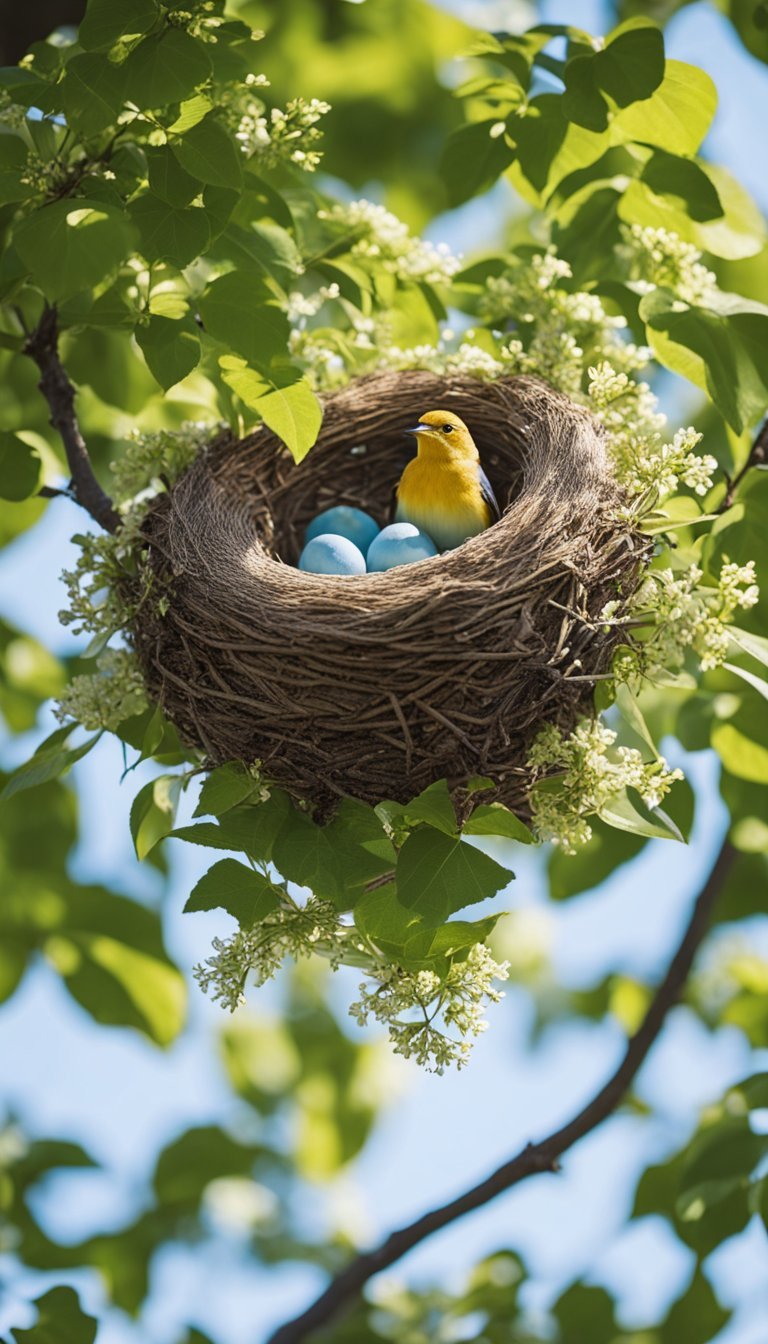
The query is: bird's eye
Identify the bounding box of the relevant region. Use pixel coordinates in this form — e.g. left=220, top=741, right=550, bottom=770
left=442, top=424, right=454, bottom=434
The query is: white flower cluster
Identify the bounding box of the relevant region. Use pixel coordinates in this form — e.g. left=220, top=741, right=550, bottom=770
left=111, top=422, right=215, bottom=505
left=194, top=882, right=508, bottom=1073
left=167, top=3, right=226, bottom=43
left=286, top=282, right=340, bottom=323
left=350, top=944, right=510, bottom=1074
left=0, top=90, right=28, bottom=131
left=380, top=340, right=505, bottom=380
left=633, top=560, right=759, bottom=674
left=194, top=893, right=345, bottom=1010
left=230, top=78, right=330, bottom=169
left=477, top=250, right=645, bottom=397
left=528, top=719, right=683, bottom=852
left=588, top=362, right=717, bottom=499
left=55, top=648, right=148, bottom=731
left=623, top=223, right=717, bottom=304
left=59, top=527, right=142, bottom=639
left=318, top=199, right=461, bottom=285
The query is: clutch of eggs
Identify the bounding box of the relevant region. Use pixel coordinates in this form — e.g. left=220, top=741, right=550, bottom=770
left=298, top=509, right=437, bottom=575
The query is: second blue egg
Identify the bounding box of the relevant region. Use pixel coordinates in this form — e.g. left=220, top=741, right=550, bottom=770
left=305, top=505, right=379, bottom=554
left=367, top=523, right=438, bottom=572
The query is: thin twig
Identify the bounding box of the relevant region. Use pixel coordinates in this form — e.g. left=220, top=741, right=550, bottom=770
left=24, top=305, right=120, bottom=532
left=721, top=420, right=768, bottom=512
left=266, top=837, right=735, bottom=1344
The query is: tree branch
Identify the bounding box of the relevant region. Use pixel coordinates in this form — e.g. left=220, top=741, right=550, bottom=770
left=24, top=305, right=121, bottom=533
left=721, top=418, right=768, bottom=512
left=267, top=837, right=735, bottom=1344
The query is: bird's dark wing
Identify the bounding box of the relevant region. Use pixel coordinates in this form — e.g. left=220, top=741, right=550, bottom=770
left=478, top=465, right=501, bottom=522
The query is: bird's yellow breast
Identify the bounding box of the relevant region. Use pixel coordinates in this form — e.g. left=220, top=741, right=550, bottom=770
left=396, top=457, right=491, bottom=550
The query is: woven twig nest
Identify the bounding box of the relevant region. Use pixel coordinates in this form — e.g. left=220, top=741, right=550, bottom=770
left=135, top=371, right=647, bottom=816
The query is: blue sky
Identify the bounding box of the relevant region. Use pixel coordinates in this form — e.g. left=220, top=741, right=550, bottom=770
left=2, top=3, right=768, bottom=1342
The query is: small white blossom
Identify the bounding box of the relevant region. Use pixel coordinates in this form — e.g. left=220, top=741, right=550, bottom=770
left=318, top=199, right=461, bottom=285
left=529, top=719, right=683, bottom=852
left=623, top=224, right=717, bottom=304
left=350, top=944, right=509, bottom=1074
left=55, top=648, right=148, bottom=731
left=634, top=560, right=759, bottom=675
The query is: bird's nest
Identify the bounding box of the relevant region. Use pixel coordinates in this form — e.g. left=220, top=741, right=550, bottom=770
left=134, top=371, right=648, bottom=817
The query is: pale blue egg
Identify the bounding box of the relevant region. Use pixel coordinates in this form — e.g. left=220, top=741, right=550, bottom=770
left=298, top=534, right=366, bottom=576
left=305, top=506, right=379, bottom=554
left=366, top=523, right=438, bottom=572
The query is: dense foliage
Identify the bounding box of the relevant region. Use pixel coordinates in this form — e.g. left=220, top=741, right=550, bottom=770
left=0, top=2, right=767, bottom=1341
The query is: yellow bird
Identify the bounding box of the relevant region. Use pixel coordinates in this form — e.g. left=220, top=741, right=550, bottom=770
left=396, top=409, right=501, bottom=551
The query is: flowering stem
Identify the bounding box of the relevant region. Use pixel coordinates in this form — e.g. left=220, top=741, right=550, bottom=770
left=24, top=305, right=121, bottom=533
left=265, top=837, right=735, bottom=1344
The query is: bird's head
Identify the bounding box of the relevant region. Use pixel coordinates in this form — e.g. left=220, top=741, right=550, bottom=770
left=405, top=409, right=478, bottom=460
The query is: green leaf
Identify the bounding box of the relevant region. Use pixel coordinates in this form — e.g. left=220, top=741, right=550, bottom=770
left=440, top=119, right=515, bottom=207
left=403, top=779, right=457, bottom=835
left=712, top=721, right=768, bottom=782
left=548, top=820, right=646, bottom=901
left=183, top=858, right=279, bottom=923
left=219, top=221, right=302, bottom=284
left=14, top=200, right=136, bottom=301
left=463, top=802, right=534, bottom=842
left=199, top=271, right=288, bottom=366
left=130, top=775, right=182, bottom=859
left=129, top=194, right=210, bottom=267
left=619, top=159, right=764, bottom=262
left=272, top=808, right=342, bottom=901
left=172, top=790, right=291, bottom=861
left=599, top=788, right=685, bottom=842
left=123, top=29, right=212, bottom=108
left=596, top=19, right=665, bottom=106
left=640, top=287, right=768, bottom=433
left=64, top=929, right=186, bottom=1046
left=79, top=0, right=160, bottom=50
left=135, top=314, right=201, bottom=389
left=612, top=59, right=717, bottom=155
left=171, top=115, right=243, bottom=189
left=396, top=826, right=513, bottom=925
left=353, top=881, right=421, bottom=950
left=322, top=798, right=395, bottom=890
left=243, top=171, right=295, bottom=230
left=0, top=728, right=100, bottom=801
left=724, top=660, right=768, bottom=702
left=730, top=625, right=768, bottom=668
left=510, top=94, right=609, bottom=202
left=562, top=20, right=664, bottom=132
left=729, top=1071, right=768, bottom=1110
left=0, top=432, right=41, bottom=501
left=146, top=145, right=201, bottom=207
left=11, top=1287, right=97, bottom=1344
left=193, top=762, right=262, bottom=818
left=659, top=1268, right=730, bottom=1344
left=59, top=52, right=126, bottom=136
left=219, top=360, right=322, bottom=463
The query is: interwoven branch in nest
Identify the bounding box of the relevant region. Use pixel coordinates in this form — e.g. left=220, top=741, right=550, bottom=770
left=134, top=372, right=648, bottom=815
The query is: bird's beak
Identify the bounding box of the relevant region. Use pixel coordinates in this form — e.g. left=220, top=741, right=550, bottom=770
left=405, top=424, right=426, bottom=437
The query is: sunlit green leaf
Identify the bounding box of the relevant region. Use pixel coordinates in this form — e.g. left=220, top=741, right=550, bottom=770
left=397, top=826, right=513, bottom=924
left=184, top=858, right=279, bottom=923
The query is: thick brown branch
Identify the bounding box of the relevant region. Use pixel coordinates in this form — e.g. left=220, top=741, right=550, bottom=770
left=267, top=838, right=735, bottom=1344
left=24, top=305, right=120, bottom=532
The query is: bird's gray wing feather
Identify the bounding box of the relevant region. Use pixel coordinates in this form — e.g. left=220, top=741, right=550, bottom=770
left=478, top=465, right=501, bottom=521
